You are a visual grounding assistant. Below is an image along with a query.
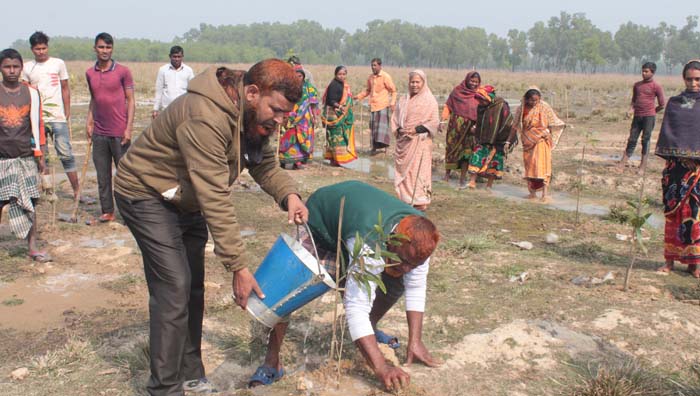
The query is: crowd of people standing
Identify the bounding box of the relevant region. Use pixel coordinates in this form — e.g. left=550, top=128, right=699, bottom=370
left=3, top=28, right=700, bottom=395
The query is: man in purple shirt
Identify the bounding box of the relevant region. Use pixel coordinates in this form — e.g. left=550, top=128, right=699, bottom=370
left=85, top=32, right=135, bottom=222
left=619, top=62, right=665, bottom=170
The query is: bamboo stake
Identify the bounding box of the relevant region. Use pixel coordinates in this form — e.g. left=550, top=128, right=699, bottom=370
left=623, top=160, right=648, bottom=291
left=330, top=197, right=345, bottom=365
left=51, top=164, right=56, bottom=228
left=276, top=124, right=282, bottom=164
left=359, top=103, right=365, bottom=152
left=410, top=149, right=425, bottom=206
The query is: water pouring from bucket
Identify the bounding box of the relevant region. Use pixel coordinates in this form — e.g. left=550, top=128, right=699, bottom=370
left=247, top=232, right=336, bottom=328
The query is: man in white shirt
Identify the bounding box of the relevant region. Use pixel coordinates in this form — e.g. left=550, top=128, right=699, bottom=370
left=249, top=181, right=441, bottom=392
left=152, top=46, right=194, bottom=119
left=22, top=31, right=82, bottom=201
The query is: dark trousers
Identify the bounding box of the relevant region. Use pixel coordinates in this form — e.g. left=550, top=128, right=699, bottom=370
left=92, top=134, right=129, bottom=214
left=371, top=272, right=406, bottom=316
left=625, top=116, right=656, bottom=157
left=115, top=194, right=208, bottom=396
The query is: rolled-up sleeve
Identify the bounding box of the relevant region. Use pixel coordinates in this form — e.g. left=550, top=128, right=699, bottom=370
left=343, top=238, right=384, bottom=341
left=403, top=258, right=429, bottom=312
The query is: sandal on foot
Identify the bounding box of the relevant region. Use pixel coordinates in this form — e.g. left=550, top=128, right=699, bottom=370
left=29, top=251, right=52, bottom=263
left=375, top=329, right=400, bottom=349
left=248, top=365, right=284, bottom=388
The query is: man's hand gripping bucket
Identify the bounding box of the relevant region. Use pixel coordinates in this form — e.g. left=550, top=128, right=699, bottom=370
left=246, top=223, right=336, bottom=328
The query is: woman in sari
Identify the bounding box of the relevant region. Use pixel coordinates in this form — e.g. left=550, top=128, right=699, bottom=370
left=322, top=65, right=357, bottom=166
left=467, top=85, right=515, bottom=189
left=656, top=60, right=700, bottom=278
left=392, top=70, right=439, bottom=211
left=278, top=64, right=319, bottom=169
left=512, top=87, right=565, bottom=202
left=440, top=71, right=481, bottom=188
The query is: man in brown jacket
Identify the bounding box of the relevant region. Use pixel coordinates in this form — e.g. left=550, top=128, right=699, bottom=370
left=114, top=59, right=307, bottom=396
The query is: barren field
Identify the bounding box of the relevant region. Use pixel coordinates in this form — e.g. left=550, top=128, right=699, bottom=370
left=1, top=62, right=699, bottom=396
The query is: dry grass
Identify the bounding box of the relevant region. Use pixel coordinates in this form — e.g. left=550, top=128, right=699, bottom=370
left=64, top=61, right=686, bottom=113
left=569, top=359, right=700, bottom=396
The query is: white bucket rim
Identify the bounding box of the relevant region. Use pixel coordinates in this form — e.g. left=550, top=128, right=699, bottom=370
left=280, top=233, right=337, bottom=289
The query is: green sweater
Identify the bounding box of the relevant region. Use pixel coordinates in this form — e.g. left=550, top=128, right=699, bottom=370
left=307, top=181, right=423, bottom=254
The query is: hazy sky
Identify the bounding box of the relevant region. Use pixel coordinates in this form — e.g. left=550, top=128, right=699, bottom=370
left=4, top=0, right=694, bottom=48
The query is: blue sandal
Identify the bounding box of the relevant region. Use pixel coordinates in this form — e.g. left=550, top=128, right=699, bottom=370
left=375, top=329, right=400, bottom=349
left=248, top=365, right=285, bottom=387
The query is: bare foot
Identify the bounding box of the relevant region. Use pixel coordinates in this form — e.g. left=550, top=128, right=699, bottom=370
left=687, top=264, right=700, bottom=278
left=467, top=181, right=476, bottom=189
left=526, top=193, right=537, bottom=200
left=539, top=196, right=552, bottom=204
left=657, top=262, right=674, bottom=273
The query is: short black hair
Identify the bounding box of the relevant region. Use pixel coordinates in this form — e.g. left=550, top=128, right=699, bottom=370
left=94, top=32, right=114, bottom=46
left=371, top=58, right=382, bottom=65
left=29, top=31, right=49, bottom=48
left=0, top=48, right=23, bottom=66
left=642, top=62, right=657, bottom=74
left=287, top=55, right=301, bottom=65
left=683, top=60, right=700, bottom=79
left=169, top=45, right=184, bottom=56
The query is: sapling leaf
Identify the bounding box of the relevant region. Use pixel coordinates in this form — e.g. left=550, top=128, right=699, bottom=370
left=380, top=250, right=400, bottom=262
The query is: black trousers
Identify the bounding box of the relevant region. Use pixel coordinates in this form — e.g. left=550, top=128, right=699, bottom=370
left=92, top=134, right=129, bottom=214
left=115, top=194, right=208, bottom=396
left=625, top=116, right=656, bottom=157
left=373, top=271, right=406, bottom=313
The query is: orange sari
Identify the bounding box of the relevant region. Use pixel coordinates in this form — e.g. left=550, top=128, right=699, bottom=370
left=514, top=100, right=564, bottom=191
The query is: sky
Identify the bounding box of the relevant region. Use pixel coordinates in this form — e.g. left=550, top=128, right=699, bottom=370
left=3, top=0, right=694, bottom=48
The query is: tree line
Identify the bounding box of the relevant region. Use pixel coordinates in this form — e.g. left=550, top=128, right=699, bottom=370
left=11, top=13, right=700, bottom=74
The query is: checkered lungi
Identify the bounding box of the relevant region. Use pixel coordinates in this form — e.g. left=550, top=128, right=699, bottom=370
left=0, top=157, right=40, bottom=239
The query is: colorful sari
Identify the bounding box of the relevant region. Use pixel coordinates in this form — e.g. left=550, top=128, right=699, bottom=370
left=657, top=90, right=700, bottom=265
left=468, top=97, right=513, bottom=179
left=513, top=99, right=565, bottom=191
left=279, top=79, right=319, bottom=165
left=322, top=81, right=357, bottom=165
left=444, top=71, right=480, bottom=170
left=392, top=70, right=439, bottom=207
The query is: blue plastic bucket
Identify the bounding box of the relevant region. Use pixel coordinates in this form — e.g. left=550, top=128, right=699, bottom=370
left=247, top=233, right=336, bottom=328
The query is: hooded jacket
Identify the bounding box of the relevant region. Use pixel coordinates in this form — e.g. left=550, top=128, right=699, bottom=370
left=115, top=67, right=298, bottom=271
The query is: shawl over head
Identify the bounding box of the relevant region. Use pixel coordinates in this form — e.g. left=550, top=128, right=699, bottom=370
left=655, top=90, right=700, bottom=160
left=475, top=96, right=513, bottom=145
left=394, top=70, right=439, bottom=136
left=445, top=71, right=481, bottom=121
left=475, top=85, right=496, bottom=104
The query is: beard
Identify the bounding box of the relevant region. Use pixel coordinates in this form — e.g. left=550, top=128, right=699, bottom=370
left=243, top=104, right=277, bottom=147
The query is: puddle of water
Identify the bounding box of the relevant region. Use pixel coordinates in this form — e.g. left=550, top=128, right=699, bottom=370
left=78, top=234, right=131, bottom=249
left=0, top=270, right=118, bottom=331
left=595, top=153, right=641, bottom=161
left=341, top=157, right=395, bottom=179
left=489, top=184, right=662, bottom=230
left=313, top=149, right=396, bottom=179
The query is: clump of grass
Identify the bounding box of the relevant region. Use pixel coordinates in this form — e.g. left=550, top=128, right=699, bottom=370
left=667, top=284, right=700, bottom=301
left=2, top=296, right=24, bottom=306
left=501, top=264, right=526, bottom=278
left=114, top=339, right=150, bottom=376
left=605, top=204, right=630, bottom=224
left=31, top=338, right=95, bottom=376
left=568, top=359, right=700, bottom=396
left=99, top=273, right=142, bottom=295
left=443, top=235, right=497, bottom=257
left=563, top=242, right=604, bottom=261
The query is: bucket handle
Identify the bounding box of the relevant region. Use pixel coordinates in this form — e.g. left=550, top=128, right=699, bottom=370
left=296, top=222, right=325, bottom=280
